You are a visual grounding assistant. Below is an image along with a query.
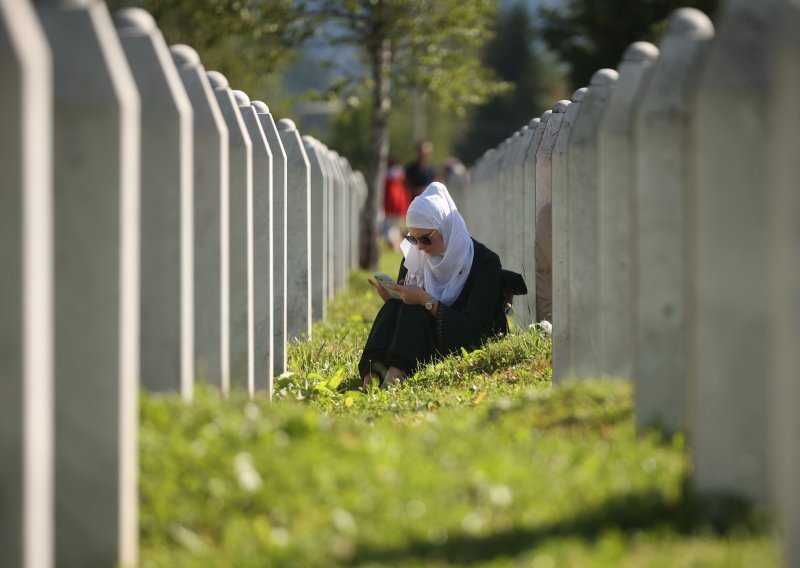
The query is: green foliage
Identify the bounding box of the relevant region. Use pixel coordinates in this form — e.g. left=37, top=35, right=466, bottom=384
left=456, top=4, right=568, bottom=165
left=139, top=254, right=777, bottom=566
left=300, top=0, right=511, bottom=270
left=329, top=91, right=468, bottom=177
left=105, top=0, right=310, bottom=97
left=303, top=0, right=509, bottom=115
left=538, top=0, right=721, bottom=90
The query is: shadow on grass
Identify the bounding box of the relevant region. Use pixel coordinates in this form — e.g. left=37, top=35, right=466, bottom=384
left=351, top=485, right=769, bottom=565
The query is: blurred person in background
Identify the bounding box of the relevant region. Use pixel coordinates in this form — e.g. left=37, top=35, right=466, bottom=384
left=382, top=156, right=411, bottom=251
left=405, top=139, right=436, bottom=198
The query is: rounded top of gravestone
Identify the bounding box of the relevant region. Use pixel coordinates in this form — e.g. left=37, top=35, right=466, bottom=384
left=553, top=100, right=571, bottom=113
left=540, top=109, right=553, bottom=122
left=232, top=90, right=250, bottom=106
left=206, top=70, right=229, bottom=89
left=113, top=8, right=156, bottom=32
left=170, top=44, right=200, bottom=66
left=571, top=87, right=587, bottom=102
left=251, top=100, right=270, bottom=114
left=668, top=7, right=714, bottom=38
left=277, top=118, right=297, bottom=132
left=528, top=118, right=540, bottom=128
left=590, top=68, right=619, bottom=86
left=623, top=41, right=659, bottom=63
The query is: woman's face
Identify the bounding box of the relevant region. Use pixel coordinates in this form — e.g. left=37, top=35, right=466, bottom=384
left=406, top=227, right=444, bottom=257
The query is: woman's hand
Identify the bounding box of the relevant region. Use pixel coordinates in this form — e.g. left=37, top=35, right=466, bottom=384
left=367, top=278, right=393, bottom=303
left=390, top=283, right=429, bottom=306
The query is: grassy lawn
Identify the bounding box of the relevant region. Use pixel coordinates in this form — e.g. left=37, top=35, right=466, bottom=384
left=138, top=251, right=779, bottom=567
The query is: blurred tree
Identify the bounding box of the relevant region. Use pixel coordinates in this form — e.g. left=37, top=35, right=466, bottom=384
left=328, top=90, right=465, bottom=180
left=539, top=0, right=721, bottom=89
left=300, top=0, right=509, bottom=270
left=455, top=3, right=567, bottom=166
left=105, top=0, right=311, bottom=97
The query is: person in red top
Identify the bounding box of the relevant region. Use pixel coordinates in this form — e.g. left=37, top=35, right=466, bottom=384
left=383, top=156, right=412, bottom=251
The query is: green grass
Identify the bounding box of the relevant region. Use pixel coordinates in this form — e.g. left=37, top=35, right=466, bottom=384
left=138, top=251, right=779, bottom=567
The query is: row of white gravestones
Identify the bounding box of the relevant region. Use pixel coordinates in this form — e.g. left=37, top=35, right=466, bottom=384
left=465, top=2, right=799, bottom=565
left=0, top=1, right=365, bottom=566
left=465, top=101, right=570, bottom=330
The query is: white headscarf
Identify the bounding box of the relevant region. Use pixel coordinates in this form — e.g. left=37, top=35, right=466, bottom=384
left=401, top=182, right=474, bottom=306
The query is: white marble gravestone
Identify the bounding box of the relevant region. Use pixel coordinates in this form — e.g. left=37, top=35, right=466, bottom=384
left=35, top=0, right=141, bottom=565
left=551, top=87, right=586, bottom=385
left=690, top=0, right=782, bottom=505
left=536, top=104, right=569, bottom=222
left=534, top=100, right=571, bottom=323
left=634, top=9, right=713, bottom=433
left=769, top=4, right=800, bottom=564
left=170, top=44, right=229, bottom=392
left=343, top=159, right=361, bottom=270
left=503, top=131, right=523, bottom=279
left=505, top=127, right=528, bottom=326
left=310, top=141, right=334, bottom=301
left=277, top=118, right=312, bottom=342
left=1, top=2, right=53, bottom=566
left=494, top=138, right=512, bottom=257
left=252, top=100, right=287, bottom=376
left=509, top=123, right=535, bottom=327
left=521, top=114, right=551, bottom=325
left=325, top=149, right=343, bottom=293
left=338, top=154, right=353, bottom=283
left=233, top=90, right=273, bottom=395
left=207, top=70, right=253, bottom=394
left=330, top=151, right=348, bottom=291
left=596, top=41, right=659, bottom=381
left=567, top=68, right=618, bottom=380
left=302, top=135, right=329, bottom=322
left=316, top=142, right=336, bottom=302
left=497, top=139, right=512, bottom=255
left=342, top=158, right=356, bottom=270
left=114, top=8, right=194, bottom=400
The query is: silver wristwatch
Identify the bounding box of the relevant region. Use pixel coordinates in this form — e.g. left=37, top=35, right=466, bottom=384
left=424, top=296, right=434, bottom=310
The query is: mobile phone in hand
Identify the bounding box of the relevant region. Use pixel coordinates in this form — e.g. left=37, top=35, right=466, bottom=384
left=373, top=273, right=401, bottom=299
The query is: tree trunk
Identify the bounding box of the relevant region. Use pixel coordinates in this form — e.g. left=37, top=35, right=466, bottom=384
left=359, top=35, right=392, bottom=270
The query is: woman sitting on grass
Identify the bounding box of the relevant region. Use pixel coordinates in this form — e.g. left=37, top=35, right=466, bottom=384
left=360, top=181, right=509, bottom=389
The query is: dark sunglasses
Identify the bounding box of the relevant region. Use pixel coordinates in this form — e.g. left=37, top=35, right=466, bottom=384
left=404, top=229, right=438, bottom=247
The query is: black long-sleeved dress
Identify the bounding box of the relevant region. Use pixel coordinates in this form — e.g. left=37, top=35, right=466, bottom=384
left=359, top=239, right=508, bottom=377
